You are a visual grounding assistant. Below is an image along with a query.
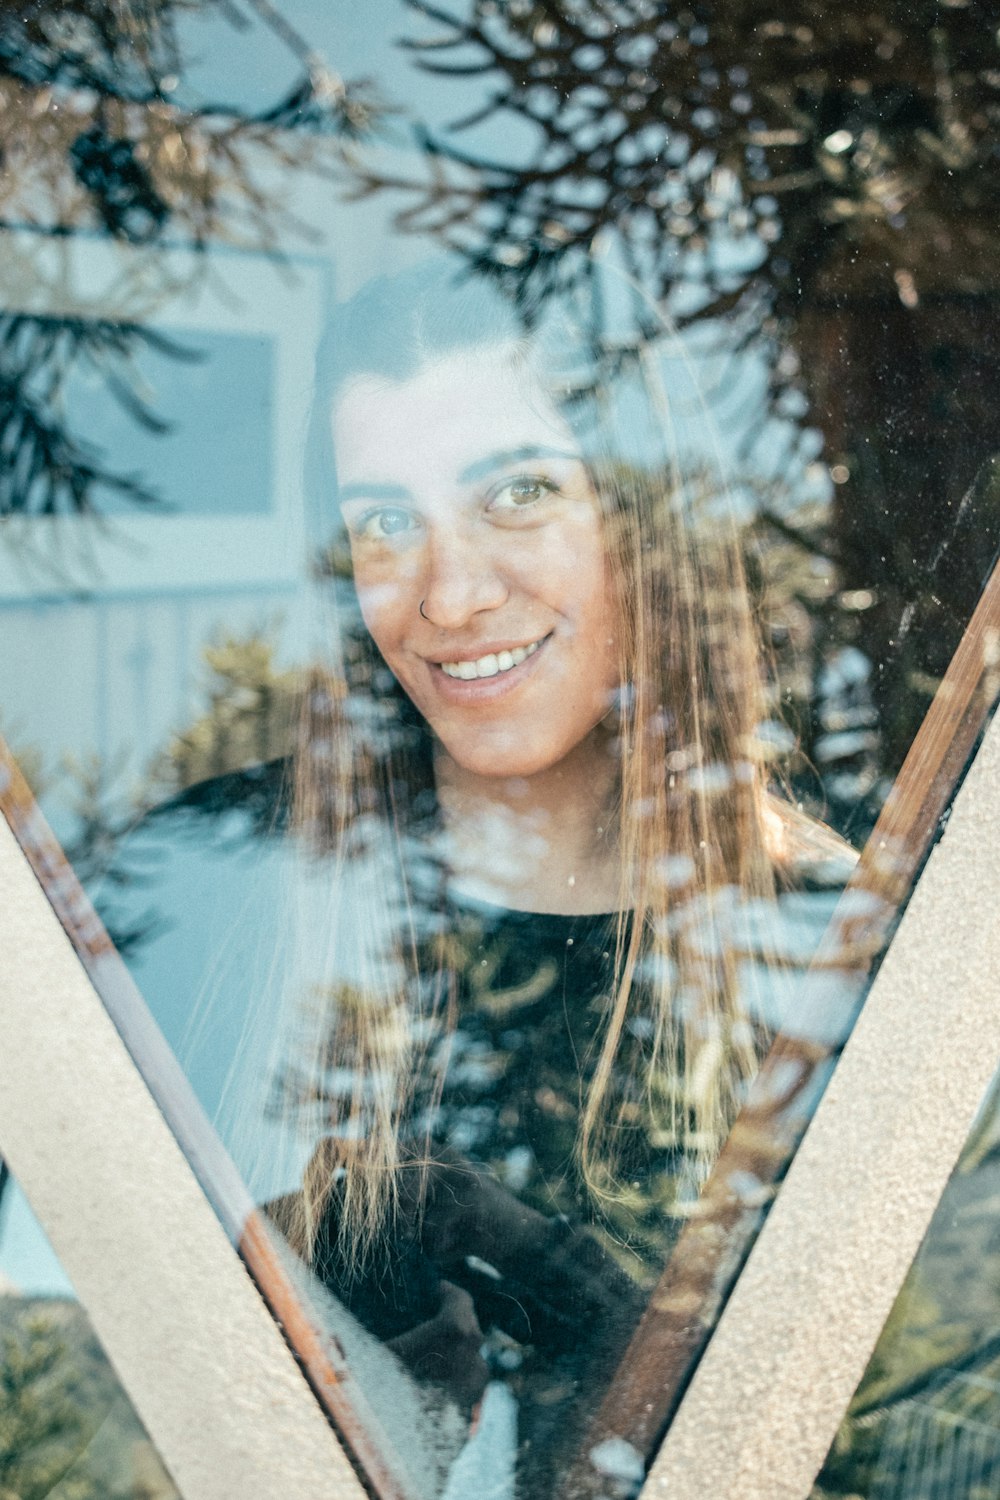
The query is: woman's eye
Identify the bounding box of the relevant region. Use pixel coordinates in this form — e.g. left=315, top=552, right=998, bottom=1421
left=352, top=507, right=415, bottom=540
left=488, top=474, right=558, bottom=512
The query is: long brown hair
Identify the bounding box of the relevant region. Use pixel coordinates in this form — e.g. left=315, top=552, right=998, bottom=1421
left=280, top=262, right=784, bottom=1263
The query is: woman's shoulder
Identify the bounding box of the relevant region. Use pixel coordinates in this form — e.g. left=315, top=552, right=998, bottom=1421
left=142, top=755, right=292, bottom=839
left=89, top=757, right=297, bottom=982
left=87, top=759, right=303, bottom=1162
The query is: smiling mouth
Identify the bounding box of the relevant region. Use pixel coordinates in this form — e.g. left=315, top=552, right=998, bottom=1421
left=438, top=638, right=545, bottom=681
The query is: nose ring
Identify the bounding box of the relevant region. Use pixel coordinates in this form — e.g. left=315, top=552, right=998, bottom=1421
left=419, top=599, right=429, bottom=620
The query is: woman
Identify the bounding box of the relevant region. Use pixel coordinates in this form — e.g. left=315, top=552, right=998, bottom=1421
left=262, top=260, right=842, bottom=1494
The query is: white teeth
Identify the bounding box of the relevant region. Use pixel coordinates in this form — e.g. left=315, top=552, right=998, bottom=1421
left=441, top=639, right=541, bottom=680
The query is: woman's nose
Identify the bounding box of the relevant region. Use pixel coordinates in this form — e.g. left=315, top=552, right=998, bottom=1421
left=419, top=524, right=509, bottom=629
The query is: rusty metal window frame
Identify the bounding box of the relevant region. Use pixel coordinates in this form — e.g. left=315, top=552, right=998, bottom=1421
left=644, top=685, right=1000, bottom=1499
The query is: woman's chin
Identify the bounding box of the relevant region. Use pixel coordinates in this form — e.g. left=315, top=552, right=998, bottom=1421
left=433, top=722, right=610, bottom=784
left=439, top=744, right=553, bottom=782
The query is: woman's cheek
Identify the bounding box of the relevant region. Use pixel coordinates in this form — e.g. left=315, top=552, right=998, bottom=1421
left=354, top=566, right=414, bottom=643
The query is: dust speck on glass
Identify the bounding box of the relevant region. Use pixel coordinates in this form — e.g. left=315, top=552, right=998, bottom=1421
left=2, top=2, right=999, bottom=1498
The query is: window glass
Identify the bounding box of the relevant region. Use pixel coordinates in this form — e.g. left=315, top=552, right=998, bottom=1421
left=2, top=4, right=999, bottom=1496
left=0, top=1162, right=180, bottom=1500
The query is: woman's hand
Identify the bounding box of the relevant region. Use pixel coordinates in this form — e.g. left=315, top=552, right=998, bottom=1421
left=412, top=1153, right=646, bottom=1353
left=387, top=1279, right=490, bottom=1413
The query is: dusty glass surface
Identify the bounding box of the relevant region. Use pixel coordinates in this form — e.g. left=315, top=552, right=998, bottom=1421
left=2, top=4, right=999, bottom=1497
left=0, top=1164, right=180, bottom=1500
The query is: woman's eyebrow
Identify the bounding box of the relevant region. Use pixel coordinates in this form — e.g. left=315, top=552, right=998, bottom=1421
left=336, top=445, right=579, bottom=508
left=337, top=480, right=411, bottom=507
left=458, top=444, right=579, bottom=483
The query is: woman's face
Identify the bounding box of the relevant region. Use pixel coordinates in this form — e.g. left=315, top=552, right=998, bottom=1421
left=332, top=345, right=620, bottom=782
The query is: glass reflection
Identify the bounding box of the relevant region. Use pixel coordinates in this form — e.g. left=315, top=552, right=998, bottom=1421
left=104, top=262, right=851, bottom=1498
left=4, top=3, right=1000, bottom=1497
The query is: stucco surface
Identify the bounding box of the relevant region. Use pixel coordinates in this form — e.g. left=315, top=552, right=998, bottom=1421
left=644, top=712, right=1000, bottom=1499
left=0, top=815, right=367, bottom=1500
